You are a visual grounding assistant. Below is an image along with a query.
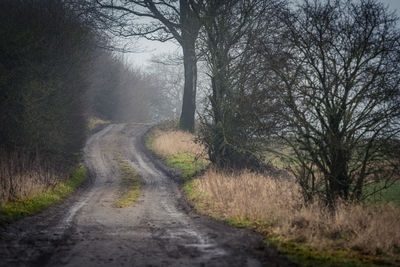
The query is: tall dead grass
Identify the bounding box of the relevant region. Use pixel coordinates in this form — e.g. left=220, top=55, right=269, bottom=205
left=193, top=169, right=400, bottom=257
left=150, top=129, right=206, bottom=158
left=150, top=129, right=400, bottom=258
left=0, top=151, right=57, bottom=205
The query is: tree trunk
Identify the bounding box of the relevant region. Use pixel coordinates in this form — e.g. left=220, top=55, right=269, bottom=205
left=179, top=42, right=197, bottom=132
left=178, top=0, right=200, bottom=132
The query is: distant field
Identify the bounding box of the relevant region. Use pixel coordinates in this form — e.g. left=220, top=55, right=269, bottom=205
left=365, top=182, right=400, bottom=205
left=264, top=144, right=400, bottom=206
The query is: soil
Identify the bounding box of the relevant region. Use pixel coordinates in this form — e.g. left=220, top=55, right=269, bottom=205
left=0, top=124, right=294, bottom=267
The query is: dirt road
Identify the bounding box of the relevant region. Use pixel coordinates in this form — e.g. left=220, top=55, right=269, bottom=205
left=0, top=124, right=291, bottom=266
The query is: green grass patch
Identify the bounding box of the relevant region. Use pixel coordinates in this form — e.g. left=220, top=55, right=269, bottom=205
left=0, top=165, right=87, bottom=223
left=271, top=238, right=390, bottom=267
left=221, top=217, right=391, bottom=267
left=183, top=180, right=196, bottom=198
left=145, top=132, right=156, bottom=152
left=183, top=179, right=211, bottom=207
left=166, top=152, right=209, bottom=180
left=365, top=182, right=400, bottom=205
left=115, top=159, right=142, bottom=208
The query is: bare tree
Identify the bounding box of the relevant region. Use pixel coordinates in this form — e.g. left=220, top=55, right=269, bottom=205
left=197, top=0, right=285, bottom=170
left=147, top=61, right=184, bottom=121
left=264, top=0, right=400, bottom=206
left=86, top=0, right=202, bottom=131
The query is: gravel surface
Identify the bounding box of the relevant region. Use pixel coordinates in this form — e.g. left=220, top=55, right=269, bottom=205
left=0, top=124, right=293, bottom=267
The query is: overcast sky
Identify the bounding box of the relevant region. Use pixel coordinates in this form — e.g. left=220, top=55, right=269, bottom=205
left=125, top=0, right=400, bottom=69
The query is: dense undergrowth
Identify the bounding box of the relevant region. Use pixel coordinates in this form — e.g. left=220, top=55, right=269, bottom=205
left=146, top=125, right=400, bottom=267
left=0, top=165, right=87, bottom=223
left=0, top=116, right=108, bottom=223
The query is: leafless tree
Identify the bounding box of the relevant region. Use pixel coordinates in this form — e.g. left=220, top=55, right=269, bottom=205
left=84, top=0, right=203, bottom=131
left=197, top=0, right=285, bottom=170
left=147, top=61, right=184, bottom=121
left=263, top=0, right=400, bottom=206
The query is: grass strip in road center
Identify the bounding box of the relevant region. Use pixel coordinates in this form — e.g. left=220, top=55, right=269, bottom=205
left=115, top=158, right=142, bottom=208
left=0, top=165, right=87, bottom=223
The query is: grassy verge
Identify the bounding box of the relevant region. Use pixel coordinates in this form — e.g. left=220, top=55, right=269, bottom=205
left=87, top=117, right=111, bottom=132
left=187, top=178, right=392, bottom=266
left=115, top=158, right=142, bottom=208
left=184, top=172, right=398, bottom=267
left=146, top=127, right=400, bottom=267
left=145, top=127, right=209, bottom=180
left=0, top=165, right=87, bottom=223
left=266, top=236, right=391, bottom=267
left=166, top=152, right=208, bottom=180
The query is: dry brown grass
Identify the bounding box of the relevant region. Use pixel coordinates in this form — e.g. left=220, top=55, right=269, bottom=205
left=149, top=128, right=400, bottom=259
left=0, top=151, right=57, bottom=205
left=150, top=129, right=207, bottom=158
left=191, top=169, right=400, bottom=258
left=87, top=117, right=110, bottom=132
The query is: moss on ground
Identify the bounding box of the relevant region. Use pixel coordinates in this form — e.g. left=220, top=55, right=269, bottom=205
left=0, top=165, right=87, bottom=223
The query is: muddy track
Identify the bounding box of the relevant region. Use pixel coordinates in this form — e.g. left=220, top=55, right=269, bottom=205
left=0, top=124, right=293, bottom=266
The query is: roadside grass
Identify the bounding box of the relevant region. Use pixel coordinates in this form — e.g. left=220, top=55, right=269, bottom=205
left=189, top=170, right=400, bottom=266
left=147, top=129, right=206, bottom=157
left=115, top=158, right=142, bottom=208
left=146, top=127, right=209, bottom=180
left=87, top=117, right=110, bottom=132
left=147, top=126, right=400, bottom=266
left=0, top=165, right=87, bottom=223
left=166, top=152, right=208, bottom=180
